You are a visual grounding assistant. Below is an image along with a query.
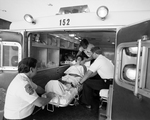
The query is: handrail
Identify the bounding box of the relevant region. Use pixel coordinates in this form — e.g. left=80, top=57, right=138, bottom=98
left=134, top=39, right=141, bottom=96
left=0, top=38, right=3, bottom=67
left=106, top=85, right=113, bottom=120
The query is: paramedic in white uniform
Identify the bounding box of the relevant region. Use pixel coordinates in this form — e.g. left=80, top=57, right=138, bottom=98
left=77, top=47, right=114, bottom=109
left=3, top=57, right=55, bottom=120
left=76, top=39, right=94, bottom=67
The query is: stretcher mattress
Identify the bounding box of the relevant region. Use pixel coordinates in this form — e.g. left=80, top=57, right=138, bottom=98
left=44, top=80, right=81, bottom=107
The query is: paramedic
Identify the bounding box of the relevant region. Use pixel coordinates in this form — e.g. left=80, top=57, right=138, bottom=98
left=77, top=47, right=114, bottom=109
left=3, top=57, right=55, bottom=120
left=76, top=39, right=94, bottom=65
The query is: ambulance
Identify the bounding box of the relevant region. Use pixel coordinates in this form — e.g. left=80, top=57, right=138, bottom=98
left=0, top=0, right=150, bottom=120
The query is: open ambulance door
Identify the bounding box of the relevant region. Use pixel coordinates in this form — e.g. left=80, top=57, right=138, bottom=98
left=112, top=20, right=150, bottom=120
left=0, top=30, right=26, bottom=120
left=0, top=30, right=27, bottom=89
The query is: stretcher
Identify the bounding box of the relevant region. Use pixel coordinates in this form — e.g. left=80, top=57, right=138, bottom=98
left=42, top=80, right=82, bottom=112
left=33, top=83, right=82, bottom=114
left=33, top=64, right=86, bottom=113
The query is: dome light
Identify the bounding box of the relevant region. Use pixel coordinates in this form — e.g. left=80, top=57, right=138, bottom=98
left=96, top=6, right=109, bottom=20
left=24, top=14, right=36, bottom=24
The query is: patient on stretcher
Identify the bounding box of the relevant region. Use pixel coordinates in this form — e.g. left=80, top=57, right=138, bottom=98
left=44, top=55, right=87, bottom=106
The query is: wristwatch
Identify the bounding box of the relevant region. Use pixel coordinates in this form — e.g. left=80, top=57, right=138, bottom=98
left=79, top=82, right=82, bottom=85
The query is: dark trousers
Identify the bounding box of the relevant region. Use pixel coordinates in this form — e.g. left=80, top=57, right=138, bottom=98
left=81, top=77, right=112, bottom=106
left=3, top=115, right=33, bottom=120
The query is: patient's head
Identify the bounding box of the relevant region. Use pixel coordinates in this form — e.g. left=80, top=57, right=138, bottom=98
left=76, top=55, right=84, bottom=64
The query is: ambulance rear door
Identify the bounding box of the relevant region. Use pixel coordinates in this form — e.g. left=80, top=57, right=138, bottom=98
left=112, top=20, right=150, bottom=120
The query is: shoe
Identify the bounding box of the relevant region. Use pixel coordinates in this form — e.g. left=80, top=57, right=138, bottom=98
left=79, top=101, right=92, bottom=110
left=85, top=105, right=91, bottom=109
left=82, top=104, right=92, bottom=110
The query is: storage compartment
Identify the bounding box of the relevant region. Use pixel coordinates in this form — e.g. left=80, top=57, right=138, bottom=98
left=29, top=32, right=60, bottom=70
left=60, top=39, right=69, bottom=48
left=60, top=48, right=77, bottom=65
left=29, top=32, right=79, bottom=70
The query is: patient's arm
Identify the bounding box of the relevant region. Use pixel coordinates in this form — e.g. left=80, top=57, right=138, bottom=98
left=45, top=92, right=56, bottom=98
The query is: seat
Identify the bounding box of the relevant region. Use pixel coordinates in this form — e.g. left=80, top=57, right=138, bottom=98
left=99, top=89, right=109, bottom=108
left=99, top=89, right=109, bottom=116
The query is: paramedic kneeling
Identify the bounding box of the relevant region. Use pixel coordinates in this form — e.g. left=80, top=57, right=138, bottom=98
left=77, top=47, right=114, bottom=109
left=3, top=57, right=55, bottom=120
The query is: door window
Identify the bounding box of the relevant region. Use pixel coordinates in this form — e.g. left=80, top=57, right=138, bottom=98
left=0, top=42, right=21, bottom=70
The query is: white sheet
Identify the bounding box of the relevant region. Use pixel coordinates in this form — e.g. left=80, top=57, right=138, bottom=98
left=45, top=80, right=79, bottom=106
left=44, top=64, right=85, bottom=107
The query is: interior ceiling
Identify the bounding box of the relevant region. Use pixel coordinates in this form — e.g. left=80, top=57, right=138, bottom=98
left=52, top=31, right=116, bottom=47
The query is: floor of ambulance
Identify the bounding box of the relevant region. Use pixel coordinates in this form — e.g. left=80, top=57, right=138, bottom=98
left=32, top=96, right=100, bottom=120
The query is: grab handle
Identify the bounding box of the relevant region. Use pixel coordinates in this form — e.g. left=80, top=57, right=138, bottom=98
left=134, top=39, right=141, bottom=96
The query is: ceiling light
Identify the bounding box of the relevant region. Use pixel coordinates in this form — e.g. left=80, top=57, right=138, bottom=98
left=24, top=14, right=36, bottom=24
left=96, top=6, right=109, bottom=20
left=74, top=37, right=79, bottom=39
left=112, top=42, right=115, bottom=44
left=69, top=34, right=75, bottom=37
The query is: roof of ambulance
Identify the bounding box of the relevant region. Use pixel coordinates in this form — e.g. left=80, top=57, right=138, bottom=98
left=0, top=0, right=150, bottom=22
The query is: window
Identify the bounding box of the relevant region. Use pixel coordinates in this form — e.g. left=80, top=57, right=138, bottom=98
left=0, top=42, right=21, bottom=70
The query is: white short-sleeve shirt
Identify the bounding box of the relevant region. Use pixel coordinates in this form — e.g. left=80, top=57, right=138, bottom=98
left=4, top=73, right=39, bottom=119
left=79, top=43, right=94, bottom=57
left=89, top=55, right=114, bottom=79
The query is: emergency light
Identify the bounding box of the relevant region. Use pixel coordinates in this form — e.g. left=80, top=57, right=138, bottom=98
left=125, top=47, right=142, bottom=57
left=96, top=6, right=109, bottom=20
left=123, top=64, right=136, bottom=82
left=58, top=5, right=90, bottom=15
left=24, top=14, right=36, bottom=24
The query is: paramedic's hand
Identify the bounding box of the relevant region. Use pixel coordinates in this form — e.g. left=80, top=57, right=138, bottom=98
left=80, top=59, right=86, bottom=65
left=74, top=82, right=82, bottom=91
left=45, top=92, right=56, bottom=100
left=77, top=82, right=82, bottom=92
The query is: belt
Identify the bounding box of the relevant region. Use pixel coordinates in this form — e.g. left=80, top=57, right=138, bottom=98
left=104, top=79, right=113, bottom=85
left=105, top=79, right=113, bottom=81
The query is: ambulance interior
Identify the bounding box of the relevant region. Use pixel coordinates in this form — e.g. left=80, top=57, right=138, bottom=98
left=28, top=30, right=116, bottom=69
